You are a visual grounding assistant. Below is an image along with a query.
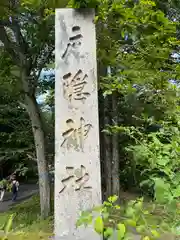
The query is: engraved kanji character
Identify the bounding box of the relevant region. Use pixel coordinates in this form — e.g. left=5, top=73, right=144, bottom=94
left=61, top=117, right=92, bottom=151
left=62, top=26, right=83, bottom=59
left=59, top=165, right=92, bottom=193
left=63, top=69, right=90, bottom=103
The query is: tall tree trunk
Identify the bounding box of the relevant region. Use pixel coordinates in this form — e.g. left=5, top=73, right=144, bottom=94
left=111, top=92, right=120, bottom=198
left=98, top=63, right=112, bottom=200
left=104, top=95, right=112, bottom=199
left=99, top=90, right=106, bottom=201
left=21, top=69, right=50, bottom=219
left=25, top=94, right=50, bottom=218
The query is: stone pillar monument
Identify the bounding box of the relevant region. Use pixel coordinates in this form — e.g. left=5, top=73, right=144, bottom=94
left=55, top=9, right=102, bottom=240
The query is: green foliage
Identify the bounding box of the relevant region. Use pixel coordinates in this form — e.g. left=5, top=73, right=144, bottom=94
left=0, top=0, right=56, bottom=179
left=68, top=0, right=99, bottom=9
left=125, top=123, right=180, bottom=203
left=77, top=195, right=179, bottom=239
left=94, top=0, right=179, bottom=220
left=20, top=0, right=68, bottom=10
left=0, top=195, right=53, bottom=240
left=0, top=179, right=11, bottom=192
left=94, top=216, right=104, bottom=234
left=0, top=89, right=34, bottom=175
left=98, top=0, right=180, bottom=90
left=1, top=214, right=15, bottom=240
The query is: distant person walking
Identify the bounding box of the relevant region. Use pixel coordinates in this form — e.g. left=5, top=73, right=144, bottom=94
left=11, top=178, right=19, bottom=202
left=0, top=179, right=7, bottom=202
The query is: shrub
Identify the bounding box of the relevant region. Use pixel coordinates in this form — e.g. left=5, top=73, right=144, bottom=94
left=76, top=195, right=179, bottom=240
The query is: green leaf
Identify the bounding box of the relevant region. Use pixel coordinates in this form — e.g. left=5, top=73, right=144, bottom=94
left=94, top=15, right=99, bottom=23
left=156, top=156, right=170, bottom=166
left=121, top=29, right=125, bottom=39
left=4, top=214, right=14, bottom=236
left=102, top=212, right=109, bottom=220
left=21, top=0, right=41, bottom=8
left=76, top=211, right=93, bottom=227
left=134, top=199, right=143, bottom=210
left=115, top=205, right=121, bottom=210
left=136, top=225, right=146, bottom=234
left=117, top=223, right=126, bottom=239
left=76, top=218, right=83, bottom=227
left=140, top=0, right=156, bottom=6
left=94, top=216, right=104, bottom=234
left=173, top=186, right=180, bottom=198
left=140, top=179, right=152, bottom=187
left=108, top=195, right=118, bottom=203
left=104, top=227, right=113, bottom=238
left=92, top=205, right=103, bottom=212
left=103, top=201, right=112, bottom=207
left=153, top=178, right=172, bottom=203
left=151, top=230, right=160, bottom=238
left=103, top=90, right=113, bottom=97
left=124, top=219, right=136, bottom=227
left=125, top=207, right=135, bottom=218
left=142, top=237, right=150, bottom=240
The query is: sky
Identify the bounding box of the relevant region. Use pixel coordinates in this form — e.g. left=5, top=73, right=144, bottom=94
left=37, top=68, right=55, bottom=104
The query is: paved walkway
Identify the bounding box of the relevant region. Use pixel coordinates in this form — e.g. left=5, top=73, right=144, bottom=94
left=0, top=184, right=38, bottom=213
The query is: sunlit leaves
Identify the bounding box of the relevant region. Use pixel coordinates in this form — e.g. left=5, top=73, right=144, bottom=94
left=76, top=211, right=93, bottom=227
left=108, top=195, right=118, bottom=203
left=153, top=178, right=173, bottom=204
left=94, top=216, right=104, bottom=234
left=97, top=0, right=180, bottom=104
left=21, top=0, right=41, bottom=8
left=76, top=195, right=169, bottom=239
left=151, top=229, right=160, bottom=238
left=21, top=0, right=68, bottom=9
left=3, top=214, right=15, bottom=239
left=140, top=0, right=156, bottom=6
left=172, top=186, right=180, bottom=198
left=117, top=223, right=126, bottom=239
left=104, top=227, right=113, bottom=238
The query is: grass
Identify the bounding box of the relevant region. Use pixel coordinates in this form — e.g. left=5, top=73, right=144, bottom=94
left=0, top=194, right=53, bottom=239
left=0, top=191, right=179, bottom=239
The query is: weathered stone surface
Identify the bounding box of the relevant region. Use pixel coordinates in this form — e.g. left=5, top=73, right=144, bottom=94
left=55, top=9, right=102, bottom=240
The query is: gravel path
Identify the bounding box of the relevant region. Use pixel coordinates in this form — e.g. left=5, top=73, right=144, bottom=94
left=0, top=184, right=39, bottom=213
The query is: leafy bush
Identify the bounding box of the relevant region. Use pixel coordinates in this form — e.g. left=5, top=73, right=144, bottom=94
left=126, top=124, right=180, bottom=203
left=77, top=195, right=179, bottom=240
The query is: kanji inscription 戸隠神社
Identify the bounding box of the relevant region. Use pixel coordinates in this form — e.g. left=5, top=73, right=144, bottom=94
left=55, top=9, right=102, bottom=240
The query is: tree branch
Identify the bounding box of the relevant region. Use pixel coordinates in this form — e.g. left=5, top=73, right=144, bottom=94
left=10, top=19, right=29, bottom=56
left=36, top=46, right=54, bottom=80
left=27, top=153, right=37, bottom=162
left=18, top=101, right=28, bottom=111
left=0, top=18, right=30, bottom=68
left=0, top=25, right=20, bottom=65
